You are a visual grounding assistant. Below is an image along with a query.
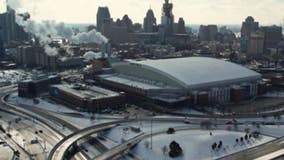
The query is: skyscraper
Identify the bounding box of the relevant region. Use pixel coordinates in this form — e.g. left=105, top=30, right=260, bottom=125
left=176, top=18, right=186, bottom=34
left=0, top=5, right=29, bottom=44
left=0, top=5, right=16, bottom=43
left=248, top=31, right=264, bottom=56
left=198, top=25, right=218, bottom=41
left=241, top=16, right=259, bottom=52
left=260, top=25, right=282, bottom=49
left=143, top=8, right=157, bottom=33
left=0, top=31, right=4, bottom=58
left=96, top=7, right=111, bottom=32
left=121, top=15, right=133, bottom=32
left=161, top=0, right=174, bottom=36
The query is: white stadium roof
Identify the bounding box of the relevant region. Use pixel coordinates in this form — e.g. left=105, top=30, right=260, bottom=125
left=125, top=57, right=261, bottom=89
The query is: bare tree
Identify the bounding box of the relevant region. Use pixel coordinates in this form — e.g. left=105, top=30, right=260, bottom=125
left=162, top=145, right=168, bottom=155
left=144, top=140, right=150, bottom=148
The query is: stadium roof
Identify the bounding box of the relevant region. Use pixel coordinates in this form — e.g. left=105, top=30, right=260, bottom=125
left=125, top=57, right=261, bottom=89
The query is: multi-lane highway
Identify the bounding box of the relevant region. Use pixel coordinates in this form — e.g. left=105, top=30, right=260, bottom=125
left=1, top=85, right=284, bottom=160
left=219, top=136, right=284, bottom=160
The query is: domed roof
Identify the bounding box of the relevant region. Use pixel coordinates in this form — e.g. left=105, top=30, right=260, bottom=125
left=245, top=16, right=255, bottom=22
left=125, top=57, right=261, bottom=89
left=146, top=8, right=155, bottom=17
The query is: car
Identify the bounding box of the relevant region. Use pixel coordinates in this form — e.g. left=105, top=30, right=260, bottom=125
left=184, top=119, right=191, bottom=124
left=225, top=121, right=233, bottom=125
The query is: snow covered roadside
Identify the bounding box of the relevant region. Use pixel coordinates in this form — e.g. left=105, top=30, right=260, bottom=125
left=132, top=130, right=274, bottom=160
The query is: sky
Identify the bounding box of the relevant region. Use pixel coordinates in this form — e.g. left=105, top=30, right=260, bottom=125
left=1, top=0, right=284, bottom=25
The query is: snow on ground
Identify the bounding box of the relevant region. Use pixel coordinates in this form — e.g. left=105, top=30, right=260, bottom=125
left=132, top=130, right=274, bottom=160
left=0, top=144, right=13, bottom=160
left=238, top=125, right=284, bottom=138
left=55, top=114, right=115, bottom=129
left=237, top=116, right=284, bottom=123
left=172, top=107, right=206, bottom=115
left=103, top=122, right=200, bottom=145
left=264, top=91, right=284, bottom=98
left=10, top=93, right=125, bottom=120
left=0, top=70, right=31, bottom=84
left=12, top=94, right=77, bottom=113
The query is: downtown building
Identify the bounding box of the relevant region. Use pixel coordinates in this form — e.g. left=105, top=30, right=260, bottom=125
left=241, top=16, right=259, bottom=53
left=96, top=0, right=190, bottom=46
left=0, top=6, right=29, bottom=44
left=198, top=25, right=218, bottom=41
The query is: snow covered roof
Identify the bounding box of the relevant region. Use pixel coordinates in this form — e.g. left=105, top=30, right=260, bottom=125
left=125, top=57, right=261, bottom=89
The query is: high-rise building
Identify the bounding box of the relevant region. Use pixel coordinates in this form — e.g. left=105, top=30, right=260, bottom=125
left=198, top=25, right=218, bottom=41
left=121, top=15, right=133, bottom=32
left=96, top=7, right=111, bottom=32
left=143, top=8, right=157, bottom=33
left=176, top=18, right=186, bottom=34
left=0, top=33, right=4, bottom=58
left=260, top=25, right=283, bottom=49
left=248, top=31, right=264, bottom=56
left=241, top=16, right=259, bottom=52
left=161, top=0, right=174, bottom=36
left=0, top=6, right=16, bottom=43
left=0, top=5, right=29, bottom=44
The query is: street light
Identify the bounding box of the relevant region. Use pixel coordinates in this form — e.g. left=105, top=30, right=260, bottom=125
left=150, top=117, right=153, bottom=150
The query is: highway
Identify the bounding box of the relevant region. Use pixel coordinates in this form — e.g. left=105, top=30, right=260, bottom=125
left=0, top=86, right=86, bottom=160
left=94, top=133, right=146, bottom=160
left=48, top=122, right=119, bottom=160
left=2, top=85, right=284, bottom=160
left=219, top=136, right=284, bottom=160
left=0, top=131, right=32, bottom=160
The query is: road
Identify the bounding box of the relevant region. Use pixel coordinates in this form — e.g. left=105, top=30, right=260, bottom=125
left=2, top=86, right=284, bottom=160
left=0, top=86, right=85, bottom=160
left=219, top=136, right=284, bottom=160
left=0, top=131, right=31, bottom=160
left=94, top=133, right=146, bottom=160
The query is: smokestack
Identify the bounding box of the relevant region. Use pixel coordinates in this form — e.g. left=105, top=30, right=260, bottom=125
left=101, top=42, right=111, bottom=58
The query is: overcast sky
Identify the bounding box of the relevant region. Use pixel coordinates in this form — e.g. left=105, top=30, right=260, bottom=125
left=1, top=0, right=284, bottom=25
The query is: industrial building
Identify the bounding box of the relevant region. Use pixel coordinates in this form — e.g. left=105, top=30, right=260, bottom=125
left=49, top=84, right=125, bottom=112
left=97, top=57, right=265, bottom=106
left=18, top=75, right=61, bottom=98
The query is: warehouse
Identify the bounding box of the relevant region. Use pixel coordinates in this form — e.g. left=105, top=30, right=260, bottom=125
left=98, top=57, right=265, bottom=106
left=49, top=84, right=125, bottom=112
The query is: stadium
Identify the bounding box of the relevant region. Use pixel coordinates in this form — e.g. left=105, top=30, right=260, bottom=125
left=97, top=57, right=266, bottom=106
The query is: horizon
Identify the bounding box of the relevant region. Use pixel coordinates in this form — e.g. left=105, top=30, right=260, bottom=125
left=0, top=0, right=283, bottom=26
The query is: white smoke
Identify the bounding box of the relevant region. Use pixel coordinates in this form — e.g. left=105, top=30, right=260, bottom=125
left=83, top=51, right=104, bottom=61
left=71, top=29, right=108, bottom=45
left=44, top=45, right=58, bottom=56
left=6, top=0, right=22, bottom=10
left=8, top=0, right=108, bottom=56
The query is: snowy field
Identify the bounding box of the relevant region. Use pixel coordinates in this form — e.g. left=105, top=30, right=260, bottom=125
left=0, top=144, right=13, bottom=160
left=0, top=70, right=31, bottom=84
left=132, top=130, right=274, bottom=160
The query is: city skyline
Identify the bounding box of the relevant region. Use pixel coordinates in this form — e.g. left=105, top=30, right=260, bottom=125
left=0, top=0, right=284, bottom=25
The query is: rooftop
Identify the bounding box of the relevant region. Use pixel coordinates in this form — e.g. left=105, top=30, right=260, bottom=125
left=51, top=84, right=121, bottom=100
left=126, top=57, right=261, bottom=89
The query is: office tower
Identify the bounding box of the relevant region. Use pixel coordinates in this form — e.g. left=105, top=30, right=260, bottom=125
left=208, top=25, right=218, bottom=41
left=248, top=31, right=264, bottom=56
left=0, top=32, right=4, bottom=58
left=0, top=5, right=16, bottom=43
left=97, top=7, right=111, bottom=32
left=161, top=0, right=174, bottom=36
left=121, top=15, right=133, bottom=32
left=143, top=8, right=157, bottom=32
left=176, top=18, right=186, bottom=34
left=0, top=5, right=29, bottom=44
left=241, top=16, right=259, bottom=52
left=198, top=25, right=218, bottom=41
left=260, top=25, right=282, bottom=49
